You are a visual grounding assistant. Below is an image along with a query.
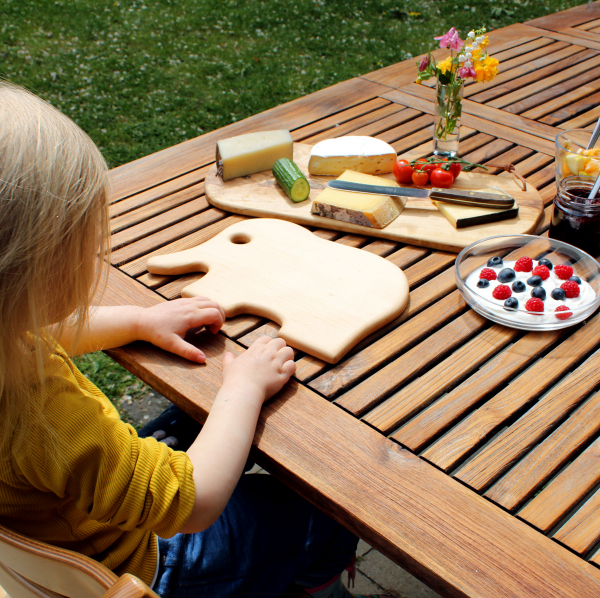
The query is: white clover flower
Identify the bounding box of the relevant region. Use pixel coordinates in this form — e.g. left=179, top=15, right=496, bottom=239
left=468, top=31, right=475, bottom=38
left=471, top=42, right=479, bottom=50
left=465, top=52, right=472, bottom=60
left=476, top=36, right=484, bottom=43
left=464, top=60, right=472, bottom=68
left=458, top=54, right=466, bottom=63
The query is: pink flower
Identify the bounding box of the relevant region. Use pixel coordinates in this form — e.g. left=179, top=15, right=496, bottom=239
left=458, top=65, right=477, bottom=79
left=418, top=55, right=431, bottom=72
left=434, top=27, right=463, bottom=51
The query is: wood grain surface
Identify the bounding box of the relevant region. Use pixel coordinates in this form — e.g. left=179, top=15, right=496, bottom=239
left=205, top=143, right=544, bottom=252
left=146, top=218, right=409, bottom=363
left=99, top=11, right=600, bottom=596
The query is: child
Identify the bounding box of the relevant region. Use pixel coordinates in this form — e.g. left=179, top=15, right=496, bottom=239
left=0, top=82, right=392, bottom=598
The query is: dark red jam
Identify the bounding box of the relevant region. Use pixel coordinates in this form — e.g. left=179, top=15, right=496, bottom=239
left=549, top=185, right=600, bottom=258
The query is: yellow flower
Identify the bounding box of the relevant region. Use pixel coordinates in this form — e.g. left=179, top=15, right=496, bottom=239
left=415, top=77, right=423, bottom=85
left=474, top=56, right=499, bottom=83
left=437, top=57, right=454, bottom=74
left=480, top=36, right=489, bottom=49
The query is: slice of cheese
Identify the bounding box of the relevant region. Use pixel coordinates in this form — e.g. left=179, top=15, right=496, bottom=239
left=311, top=171, right=404, bottom=229
left=308, top=136, right=396, bottom=176
left=217, top=130, right=293, bottom=181
left=434, top=200, right=519, bottom=229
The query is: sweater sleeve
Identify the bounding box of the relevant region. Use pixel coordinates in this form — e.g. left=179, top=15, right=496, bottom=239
left=14, top=354, right=196, bottom=539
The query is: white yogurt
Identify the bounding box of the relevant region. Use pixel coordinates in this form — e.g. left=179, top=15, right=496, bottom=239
left=465, top=258, right=596, bottom=324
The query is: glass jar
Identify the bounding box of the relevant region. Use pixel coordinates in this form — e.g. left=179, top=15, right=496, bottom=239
left=549, top=176, right=600, bottom=258
left=433, top=81, right=464, bottom=158
left=555, top=129, right=600, bottom=183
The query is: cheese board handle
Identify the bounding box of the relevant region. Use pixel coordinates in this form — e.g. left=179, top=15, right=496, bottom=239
left=429, top=188, right=515, bottom=208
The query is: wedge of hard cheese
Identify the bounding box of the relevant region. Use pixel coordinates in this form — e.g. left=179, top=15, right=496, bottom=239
left=308, top=136, right=396, bottom=176
left=311, top=171, right=404, bottom=229
left=434, top=200, right=519, bottom=229
left=217, top=130, right=293, bottom=181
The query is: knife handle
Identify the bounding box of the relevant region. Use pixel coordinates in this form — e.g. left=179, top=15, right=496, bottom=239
left=429, top=188, right=515, bottom=207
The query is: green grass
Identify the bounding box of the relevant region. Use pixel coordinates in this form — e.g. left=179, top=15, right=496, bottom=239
left=1, top=0, right=587, bottom=168
left=1, top=0, right=589, bottom=408
left=73, top=352, right=149, bottom=426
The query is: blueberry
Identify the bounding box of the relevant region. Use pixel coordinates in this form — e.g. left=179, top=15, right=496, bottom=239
left=477, top=279, right=490, bottom=289
left=531, top=286, right=546, bottom=300
left=569, top=276, right=582, bottom=284
left=504, top=297, right=519, bottom=311
left=487, top=256, right=503, bottom=267
left=498, top=268, right=516, bottom=283
left=538, top=258, right=553, bottom=270
left=512, top=280, right=526, bottom=293
left=527, top=275, right=543, bottom=287
left=551, top=288, right=566, bottom=301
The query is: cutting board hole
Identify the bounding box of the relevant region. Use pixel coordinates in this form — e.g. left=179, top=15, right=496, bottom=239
left=230, top=233, right=251, bottom=244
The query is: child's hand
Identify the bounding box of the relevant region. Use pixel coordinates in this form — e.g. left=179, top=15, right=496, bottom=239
left=221, top=336, right=296, bottom=404
left=137, top=297, right=226, bottom=363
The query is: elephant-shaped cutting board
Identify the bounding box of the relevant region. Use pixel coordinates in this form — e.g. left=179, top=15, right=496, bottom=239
left=147, top=218, right=409, bottom=363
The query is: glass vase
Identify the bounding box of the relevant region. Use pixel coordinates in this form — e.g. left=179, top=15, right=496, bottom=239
left=433, top=81, right=464, bottom=158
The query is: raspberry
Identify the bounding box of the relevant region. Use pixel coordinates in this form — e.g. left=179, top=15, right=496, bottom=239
left=514, top=257, right=533, bottom=272
left=480, top=268, right=497, bottom=281
left=525, top=298, right=544, bottom=312
left=554, top=264, right=574, bottom=280
left=492, top=285, right=512, bottom=300
left=561, top=280, right=580, bottom=298
left=555, top=305, right=572, bottom=320
left=532, top=265, right=550, bottom=280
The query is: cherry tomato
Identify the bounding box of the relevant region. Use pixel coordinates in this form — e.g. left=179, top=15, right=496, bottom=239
left=414, top=158, right=439, bottom=175
left=393, top=159, right=414, bottom=184
left=443, top=159, right=461, bottom=179
left=412, top=170, right=429, bottom=186
left=430, top=167, right=454, bottom=188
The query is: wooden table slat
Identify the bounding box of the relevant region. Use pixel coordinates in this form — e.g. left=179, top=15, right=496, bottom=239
left=117, top=215, right=245, bottom=276
left=510, top=63, right=600, bottom=119
left=553, top=485, right=600, bottom=555
left=364, top=323, right=518, bottom=435
left=519, top=438, right=600, bottom=533
left=396, top=329, right=566, bottom=454
left=110, top=204, right=224, bottom=256
left=300, top=104, right=408, bottom=145
left=335, top=309, right=487, bottom=417
left=110, top=182, right=206, bottom=234
left=291, top=96, right=391, bottom=141
left=383, top=88, right=556, bottom=154
left=470, top=47, right=596, bottom=106
left=454, top=321, right=600, bottom=492
left=485, top=388, right=600, bottom=512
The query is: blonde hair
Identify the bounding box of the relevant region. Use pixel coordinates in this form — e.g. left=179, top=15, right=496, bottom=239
left=0, top=82, right=110, bottom=459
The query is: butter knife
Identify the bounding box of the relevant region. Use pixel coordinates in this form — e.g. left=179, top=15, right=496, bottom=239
left=326, top=180, right=515, bottom=208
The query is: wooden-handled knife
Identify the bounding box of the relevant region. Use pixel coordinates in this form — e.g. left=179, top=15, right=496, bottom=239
left=326, top=180, right=515, bottom=208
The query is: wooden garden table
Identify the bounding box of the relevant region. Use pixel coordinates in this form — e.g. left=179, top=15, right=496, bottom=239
left=102, top=4, right=600, bottom=596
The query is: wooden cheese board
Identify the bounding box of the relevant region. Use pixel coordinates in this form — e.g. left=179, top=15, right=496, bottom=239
left=147, top=218, right=409, bottom=363
left=205, top=143, right=545, bottom=253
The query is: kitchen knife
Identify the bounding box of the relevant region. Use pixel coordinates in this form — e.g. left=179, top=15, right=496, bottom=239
left=326, top=180, right=515, bottom=208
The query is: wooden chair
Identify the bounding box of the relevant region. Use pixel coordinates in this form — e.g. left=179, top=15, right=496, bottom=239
left=0, top=523, right=158, bottom=598
left=0, top=524, right=311, bottom=598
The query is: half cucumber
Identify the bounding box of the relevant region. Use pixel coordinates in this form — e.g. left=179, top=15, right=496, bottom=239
left=272, top=158, right=310, bottom=202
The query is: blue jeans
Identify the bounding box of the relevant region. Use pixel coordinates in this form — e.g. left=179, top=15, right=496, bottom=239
left=152, top=474, right=358, bottom=598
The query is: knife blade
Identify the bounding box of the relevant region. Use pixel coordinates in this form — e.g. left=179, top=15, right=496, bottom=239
left=326, top=180, right=515, bottom=208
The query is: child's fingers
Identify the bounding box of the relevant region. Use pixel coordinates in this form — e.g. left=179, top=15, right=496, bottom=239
left=222, top=351, right=235, bottom=367
left=189, top=307, right=225, bottom=333
left=164, top=335, right=206, bottom=364
left=189, top=296, right=226, bottom=322
left=281, top=358, right=296, bottom=378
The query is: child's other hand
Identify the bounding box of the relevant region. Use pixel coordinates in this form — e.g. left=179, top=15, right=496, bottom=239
left=222, top=336, right=296, bottom=404
left=137, top=297, right=225, bottom=363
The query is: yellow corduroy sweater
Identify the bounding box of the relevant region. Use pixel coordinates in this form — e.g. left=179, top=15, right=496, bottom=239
left=0, top=344, right=196, bottom=586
